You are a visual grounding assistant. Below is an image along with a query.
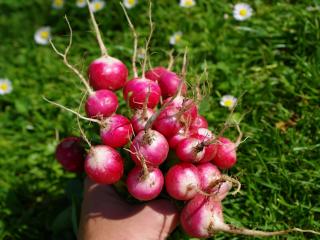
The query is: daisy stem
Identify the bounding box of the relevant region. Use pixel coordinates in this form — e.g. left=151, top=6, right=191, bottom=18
left=85, top=0, right=108, bottom=57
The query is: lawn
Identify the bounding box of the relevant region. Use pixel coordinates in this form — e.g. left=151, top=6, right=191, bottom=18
left=0, top=0, right=320, bottom=239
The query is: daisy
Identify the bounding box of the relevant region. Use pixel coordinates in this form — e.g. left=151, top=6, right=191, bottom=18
left=76, top=0, right=87, bottom=8
left=123, top=0, right=138, bottom=9
left=34, top=27, right=51, bottom=45
left=220, top=95, right=237, bottom=109
left=179, top=0, right=196, bottom=8
left=90, top=0, right=106, bottom=12
left=137, top=47, right=146, bottom=60
left=0, top=79, right=13, bottom=95
left=233, top=3, right=253, bottom=21
left=52, top=0, right=65, bottom=9
left=169, top=32, right=182, bottom=45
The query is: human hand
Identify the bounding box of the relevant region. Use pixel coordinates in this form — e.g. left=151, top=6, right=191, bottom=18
left=78, top=178, right=179, bottom=240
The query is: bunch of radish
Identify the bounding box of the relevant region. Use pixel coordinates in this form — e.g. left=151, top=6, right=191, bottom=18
left=52, top=1, right=320, bottom=238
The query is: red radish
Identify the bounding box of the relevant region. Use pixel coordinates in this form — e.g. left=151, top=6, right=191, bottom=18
left=145, top=66, right=168, bottom=82
left=153, top=106, right=182, bottom=138
left=85, top=0, right=128, bottom=91
left=180, top=195, right=225, bottom=238
left=197, top=163, right=221, bottom=190
left=165, top=163, right=200, bottom=200
left=100, top=114, right=133, bottom=148
left=168, top=129, right=189, bottom=149
left=55, top=137, right=86, bottom=172
left=190, top=115, right=208, bottom=130
left=191, top=128, right=214, bottom=141
left=212, top=137, right=237, bottom=169
left=158, top=71, right=187, bottom=98
left=123, top=77, right=161, bottom=109
left=85, top=145, right=124, bottom=184
left=181, top=194, right=317, bottom=237
left=163, top=96, right=198, bottom=123
left=176, top=137, right=205, bottom=163
left=130, top=129, right=169, bottom=167
left=126, top=166, right=164, bottom=201
left=131, top=108, right=155, bottom=134
left=88, top=56, right=128, bottom=91
left=85, top=89, right=118, bottom=118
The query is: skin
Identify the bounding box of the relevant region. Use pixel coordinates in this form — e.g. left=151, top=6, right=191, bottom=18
left=79, top=178, right=179, bottom=240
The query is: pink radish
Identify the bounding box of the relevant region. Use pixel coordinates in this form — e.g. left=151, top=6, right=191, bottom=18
left=123, top=77, right=161, bottom=109
left=131, top=108, right=155, bottom=134
left=168, top=129, right=189, bottom=149
left=100, top=114, right=133, bottom=148
left=130, top=129, right=169, bottom=167
left=88, top=56, right=128, bottom=91
left=212, top=137, right=237, bottom=169
left=85, top=145, right=124, bottom=184
left=165, top=162, right=200, bottom=200
left=190, top=115, right=208, bottom=130
left=181, top=194, right=319, bottom=238
left=191, top=128, right=214, bottom=141
left=55, top=137, right=86, bottom=172
left=85, top=0, right=128, bottom=91
left=153, top=106, right=182, bottom=138
left=163, top=96, right=198, bottom=123
left=158, top=71, right=187, bottom=98
left=85, top=89, right=118, bottom=118
left=197, top=162, right=221, bottom=190
left=126, top=166, right=164, bottom=201
left=175, top=137, right=205, bottom=163
left=145, top=66, right=168, bottom=82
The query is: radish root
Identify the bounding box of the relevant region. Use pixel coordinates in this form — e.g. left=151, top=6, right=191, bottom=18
left=50, top=16, right=93, bottom=95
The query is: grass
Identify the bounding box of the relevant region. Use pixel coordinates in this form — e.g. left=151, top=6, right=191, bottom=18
left=0, top=0, right=320, bottom=239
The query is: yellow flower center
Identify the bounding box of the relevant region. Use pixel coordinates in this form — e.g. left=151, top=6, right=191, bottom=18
left=175, top=34, right=182, bottom=42
left=0, top=83, right=8, bottom=92
left=40, top=31, right=49, bottom=39
left=184, top=0, right=193, bottom=6
left=224, top=99, right=234, bottom=107
left=78, top=0, right=84, bottom=3
left=54, top=0, right=63, bottom=7
left=239, top=8, right=247, bottom=17
left=94, top=2, right=102, bottom=10
left=128, top=0, right=135, bottom=5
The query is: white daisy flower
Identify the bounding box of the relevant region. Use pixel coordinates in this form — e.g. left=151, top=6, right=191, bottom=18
left=169, top=32, right=183, bottom=45
left=52, top=0, right=65, bottom=9
left=137, top=47, right=145, bottom=60
left=233, top=3, right=253, bottom=21
left=76, top=0, right=87, bottom=8
left=179, top=0, right=196, bottom=8
left=220, top=95, right=237, bottom=109
left=0, top=79, right=13, bottom=95
left=90, top=0, right=106, bottom=12
left=123, top=0, right=138, bottom=9
left=34, top=27, right=52, bottom=45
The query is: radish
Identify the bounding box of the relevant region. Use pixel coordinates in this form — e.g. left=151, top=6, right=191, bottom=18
left=212, top=137, right=237, bottom=169
left=85, top=145, right=124, bottom=184
left=130, top=129, right=169, bottom=167
left=197, top=162, right=221, bottom=190
left=168, top=128, right=189, bottom=149
left=175, top=137, right=205, bottom=163
left=126, top=166, right=164, bottom=201
left=191, top=128, right=214, bottom=141
left=153, top=106, right=183, bottom=138
left=163, top=95, right=198, bottom=123
left=100, top=114, right=133, bottom=148
left=190, top=114, right=208, bottom=130
left=85, top=0, right=128, bottom=91
left=145, top=66, right=168, bottom=82
left=181, top=194, right=319, bottom=238
left=165, top=162, right=200, bottom=200
left=85, top=89, right=118, bottom=118
left=131, top=108, right=155, bottom=134
left=123, top=77, right=161, bottom=109
left=55, top=137, right=86, bottom=172
left=158, top=71, right=187, bottom=99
